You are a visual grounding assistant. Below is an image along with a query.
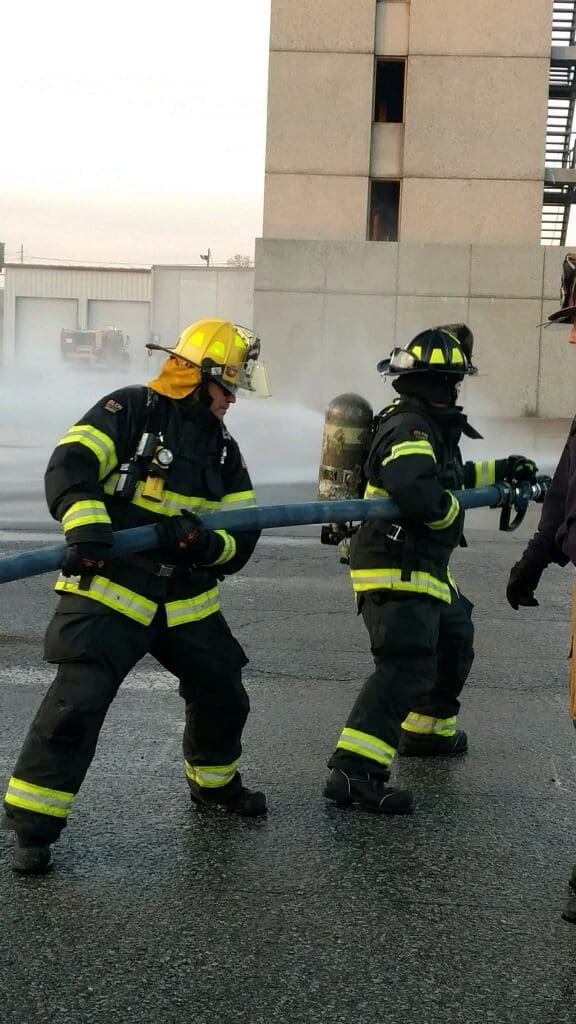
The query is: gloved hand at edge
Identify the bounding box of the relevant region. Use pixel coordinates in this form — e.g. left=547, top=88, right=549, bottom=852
left=61, top=540, right=113, bottom=578
left=506, top=552, right=545, bottom=610
left=496, top=454, right=538, bottom=485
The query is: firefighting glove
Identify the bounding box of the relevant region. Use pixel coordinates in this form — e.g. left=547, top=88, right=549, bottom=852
left=155, top=512, right=210, bottom=558
left=61, top=540, right=113, bottom=577
left=496, top=454, right=538, bottom=484
left=506, top=553, right=544, bottom=610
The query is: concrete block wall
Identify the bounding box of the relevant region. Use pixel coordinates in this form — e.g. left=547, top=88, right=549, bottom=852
left=264, top=0, right=553, bottom=245
left=254, top=238, right=573, bottom=419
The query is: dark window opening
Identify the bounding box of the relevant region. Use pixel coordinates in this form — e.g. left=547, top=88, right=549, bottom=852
left=369, top=180, right=400, bottom=241
left=374, top=59, right=405, bottom=123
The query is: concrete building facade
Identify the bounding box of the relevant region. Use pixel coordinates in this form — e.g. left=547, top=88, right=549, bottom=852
left=254, top=0, right=576, bottom=418
left=263, top=0, right=552, bottom=245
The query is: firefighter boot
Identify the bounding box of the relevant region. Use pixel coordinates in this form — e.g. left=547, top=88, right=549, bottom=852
left=398, top=728, right=468, bottom=758
left=561, top=865, right=576, bottom=923
left=12, top=837, right=53, bottom=875
left=323, top=768, right=414, bottom=815
left=189, top=775, right=267, bottom=818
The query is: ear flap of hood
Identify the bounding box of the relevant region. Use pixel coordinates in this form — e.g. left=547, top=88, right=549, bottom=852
left=147, top=356, right=202, bottom=399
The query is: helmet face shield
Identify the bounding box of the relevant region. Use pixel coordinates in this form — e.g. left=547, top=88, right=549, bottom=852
left=222, top=325, right=271, bottom=396
left=237, top=358, right=271, bottom=396
left=378, top=348, right=424, bottom=376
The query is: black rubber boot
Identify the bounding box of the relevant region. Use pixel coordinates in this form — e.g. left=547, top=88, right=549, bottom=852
left=323, top=767, right=414, bottom=815
left=562, top=893, right=576, bottom=924
left=398, top=728, right=468, bottom=757
left=189, top=779, right=267, bottom=818
left=12, top=838, right=53, bottom=875
left=561, top=865, right=576, bottom=923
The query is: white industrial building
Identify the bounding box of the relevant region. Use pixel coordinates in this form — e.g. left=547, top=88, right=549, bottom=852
left=1, top=264, right=254, bottom=375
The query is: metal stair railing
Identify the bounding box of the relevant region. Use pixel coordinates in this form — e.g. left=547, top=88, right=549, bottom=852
left=542, top=0, right=576, bottom=243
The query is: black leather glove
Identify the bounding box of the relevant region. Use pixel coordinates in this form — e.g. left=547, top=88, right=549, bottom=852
left=506, top=553, right=544, bottom=610
left=155, top=512, right=210, bottom=558
left=501, top=454, right=538, bottom=484
left=61, top=541, right=113, bottom=577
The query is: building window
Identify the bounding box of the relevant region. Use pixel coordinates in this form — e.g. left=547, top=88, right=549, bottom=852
left=374, top=59, right=405, bottom=123
left=369, top=180, right=400, bottom=241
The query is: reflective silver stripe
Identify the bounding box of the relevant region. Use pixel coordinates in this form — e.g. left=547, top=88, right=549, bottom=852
left=402, top=713, right=457, bottom=737
left=165, top=588, right=220, bottom=627
left=56, top=425, right=117, bottom=480
left=350, top=568, right=451, bottom=603
left=5, top=776, right=75, bottom=818
left=474, top=461, right=496, bottom=487
left=184, top=758, right=239, bottom=788
left=336, top=727, right=396, bottom=766
left=55, top=574, right=157, bottom=625
left=211, top=530, right=236, bottom=566
left=221, top=491, right=257, bottom=511
left=62, top=500, right=112, bottom=533
left=129, top=482, right=220, bottom=516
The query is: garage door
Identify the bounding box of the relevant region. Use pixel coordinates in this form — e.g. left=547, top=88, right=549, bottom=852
left=15, top=297, right=79, bottom=366
left=87, top=300, right=150, bottom=371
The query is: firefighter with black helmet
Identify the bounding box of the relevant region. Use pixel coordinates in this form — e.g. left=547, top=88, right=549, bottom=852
left=324, top=325, right=538, bottom=813
left=4, top=318, right=270, bottom=874
left=506, top=254, right=576, bottom=924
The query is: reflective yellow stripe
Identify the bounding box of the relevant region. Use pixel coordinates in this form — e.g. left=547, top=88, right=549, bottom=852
left=364, top=482, right=390, bottom=499
left=473, top=461, right=496, bottom=487
left=165, top=588, right=220, bottom=627
left=4, top=776, right=75, bottom=818
left=221, top=490, right=257, bottom=510
left=401, top=713, right=457, bottom=737
left=62, top=499, right=112, bottom=533
left=55, top=574, right=157, bottom=625
left=184, top=758, right=239, bottom=789
left=350, top=567, right=452, bottom=603
left=425, top=492, right=461, bottom=531
left=447, top=568, right=459, bottom=594
left=102, top=475, right=221, bottom=514
left=210, top=530, right=237, bottom=566
left=381, top=439, right=435, bottom=467
left=56, top=425, right=117, bottom=481
left=336, top=727, right=396, bottom=766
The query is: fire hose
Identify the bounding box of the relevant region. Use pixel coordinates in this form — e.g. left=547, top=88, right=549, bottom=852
left=0, top=477, right=550, bottom=586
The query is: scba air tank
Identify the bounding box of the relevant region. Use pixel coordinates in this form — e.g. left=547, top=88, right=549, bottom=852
left=317, top=393, right=374, bottom=503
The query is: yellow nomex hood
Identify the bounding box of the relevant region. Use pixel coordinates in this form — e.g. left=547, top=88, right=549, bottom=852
left=148, top=356, right=202, bottom=399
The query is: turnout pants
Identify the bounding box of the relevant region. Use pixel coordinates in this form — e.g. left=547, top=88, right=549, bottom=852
left=329, top=588, right=474, bottom=776
left=4, top=598, right=249, bottom=843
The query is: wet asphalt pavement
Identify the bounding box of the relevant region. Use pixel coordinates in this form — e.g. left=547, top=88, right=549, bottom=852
left=1, top=496, right=576, bottom=1023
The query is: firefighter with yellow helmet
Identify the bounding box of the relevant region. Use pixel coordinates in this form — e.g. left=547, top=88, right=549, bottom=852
left=324, top=325, right=538, bottom=813
left=4, top=318, right=270, bottom=874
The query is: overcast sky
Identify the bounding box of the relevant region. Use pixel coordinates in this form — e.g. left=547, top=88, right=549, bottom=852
left=1, top=0, right=271, bottom=267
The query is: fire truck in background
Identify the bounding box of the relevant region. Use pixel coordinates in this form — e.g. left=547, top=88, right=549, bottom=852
left=60, top=326, right=130, bottom=367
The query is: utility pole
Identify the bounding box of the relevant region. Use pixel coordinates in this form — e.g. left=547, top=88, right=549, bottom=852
left=19, top=244, right=24, bottom=263
left=200, top=248, right=211, bottom=268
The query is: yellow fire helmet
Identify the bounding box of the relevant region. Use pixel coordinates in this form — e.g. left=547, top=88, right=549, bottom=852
left=146, top=318, right=271, bottom=396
